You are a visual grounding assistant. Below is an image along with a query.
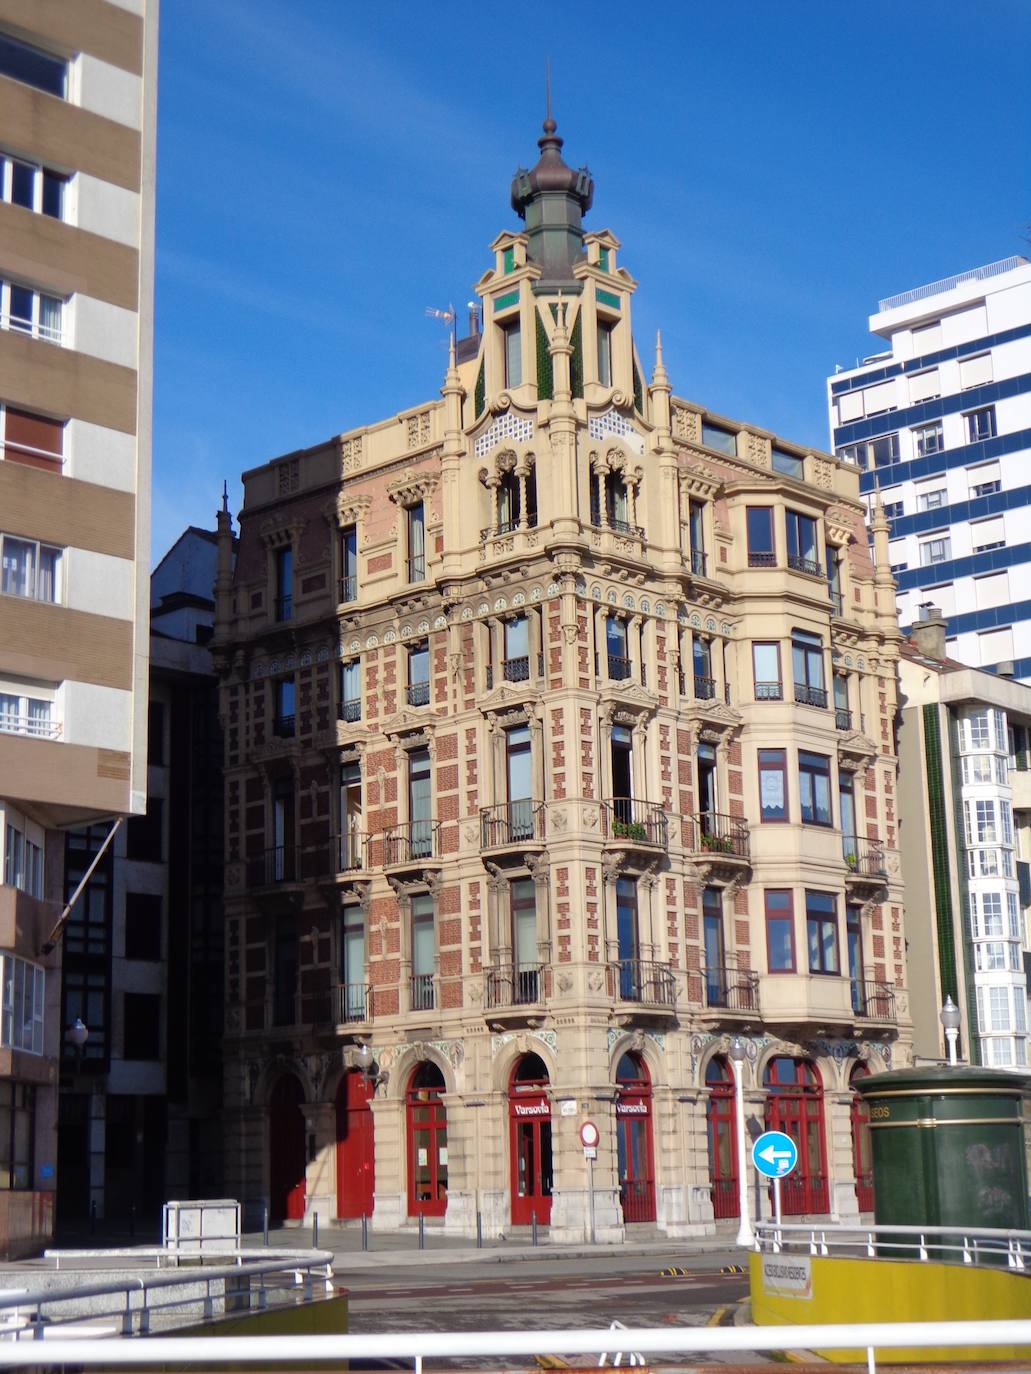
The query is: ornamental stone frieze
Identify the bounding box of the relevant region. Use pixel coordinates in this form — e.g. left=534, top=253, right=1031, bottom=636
left=386, top=467, right=440, bottom=508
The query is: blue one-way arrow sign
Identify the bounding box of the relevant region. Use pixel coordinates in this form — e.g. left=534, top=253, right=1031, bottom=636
left=751, top=1129, right=798, bottom=1178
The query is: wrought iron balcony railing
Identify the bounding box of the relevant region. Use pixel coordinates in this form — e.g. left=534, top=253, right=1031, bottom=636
left=788, top=554, right=822, bottom=577
left=339, top=699, right=361, bottom=723
left=334, top=982, right=371, bottom=1024
left=502, top=655, right=529, bottom=682
left=338, top=575, right=357, bottom=604
left=610, top=958, right=676, bottom=1007
left=384, top=820, right=440, bottom=866
left=410, top=973, right=434, bottom=1012
left=480, top=515, right=538, bottom=540
left=703, top=965, right=760, bottom=1013
left=794, top=682, right=828, bottom=708
left=851, top=978, right=896, bottom=1022
left=406, top=681, right=430, bottom=707
left=407, top=555, right=425, bottom=583
left=607, top=654, right=632, bottom=681
left=693, top=674, right=716, bottom=701
left=689, top=811, right=750, bottom=860
left=829, top=589, right=844, bottom=617
left=690, top=548, right=707, bottom=576
left=843, top=835, right=887, bottom=878
left=748, top=551, right=776, bottom=567
left=272, top=714, right=295, bottom=739
left=602, top=798, right=668, bottom=849
left=480, top=800, right=545, bottom=848
left=246, top=845, right=297, bottom=886
left=485, top=963, right=546, bottom=1008
left=835, top=707, right=853, bottom=730
left=336, top=830, right=369, bottom=872
left=754, top=681, right=783, bottom=701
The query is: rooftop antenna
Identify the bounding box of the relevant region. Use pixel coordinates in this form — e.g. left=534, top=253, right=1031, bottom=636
left=221, top=479, right=229, bottom=515
left=425, top=303, right=456, bottom=346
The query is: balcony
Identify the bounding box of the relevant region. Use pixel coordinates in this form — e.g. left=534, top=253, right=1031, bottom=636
left=333, top=982, right=372, bottom=1024
left=829, top=590, right=844, bottom=617
left=690, top=548, right=707, bottom=577
left=843, top=836, right=887, bottom=882
left=407, top=555, right=426, bottom=583
left=794, top=682, right=828, bottom=708
left=480, top=515, right=538, bottom=541
left=406, top=681, right=430, bottom=707
left=834, top=707, right=853, bottom=731
left=787, top=554, right=822, bottom=578
left=384, top=820, right=440, bottom=867
left=754, top=681, right=783, bottom=702
left=748, top=551, right=776, bottom=568
left=480, top=801, right=546, bottom=851
left=693, top=675, right=717, bottom=701
left=701, top=965, right=760, bottom=1016
left=335, top=830, right=369, bottom=873
left=607, top=654, right=632, bottom=681
left=485, top=963, right=547, bottom=1012
left=486, top=654, right=544, bottom=690
left=687, top=812, right=750, bottom=861
left=338, top=575, right=357, bottom=604
left=272, top=714, right=295, bottom=739
left=609, top=958, right=676, bottom=1008
left=275, top=595, right=292, bottom=622
left=339, top=699, right=361, bottom=724
left=851, top=978, right=897, bottom=1024
left=410, top=973, right=435, bottom=1012
left=602, top=798, right=668, bottom=850
left=246, top=845, right=298, bottom=887
left=0, top=714, right=61, bottom=740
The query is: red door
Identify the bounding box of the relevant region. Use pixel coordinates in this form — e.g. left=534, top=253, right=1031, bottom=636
left=850, top=1064, right=874, bottom=1212
left=336, top=1070, right=374, bottom=1219
left=406, top=1061, right=447, bottom=1217
left=763, top=1057, right=828, bottom=1215
left=509, top=1054, right=553, bottom=1225
left=705, top=1055, right=739, bottom=1219
left=269, top=1074, right=306, bottom=1222
left=615, top=1052, right=656, bottom=1224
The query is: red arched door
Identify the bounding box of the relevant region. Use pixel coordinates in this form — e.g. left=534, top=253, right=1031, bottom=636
left=336, top=1070, right=374, bottom=1219
left=269, top=1073, right=306, bottom=1222
left=615, top=1051, right=656, bottom=1223
left=406, top=1061, right=447, bottom=1217
left=509, top=1053, right=553, bottom=1226
left=763, top=1056, right=828, bottom=1215
left=850, top=1062, right=874, bottom=1212
left=705, top=1055, right=738, bottom=1219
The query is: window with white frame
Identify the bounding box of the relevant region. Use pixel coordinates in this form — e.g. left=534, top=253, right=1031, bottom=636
left=1007, top=891, right=1021, bottom=937
left=967, top=406, right=997, bottom=442
left=967, top=847, right=1013, bottom=879
left=3, top=812, right=43, bottom=899
left=0, top=681, right=56, bottom=739
left=0, top=956, right=44, bottom=1055
left=0, top=32, right=67, bottom=97
left=913, top=422, right=944, bottom=456
left=0, top=153, right=66, bottom=219
left=0, top=280, right=63, bottom=344
left=966, top=799, right=999, bottom=845
left=917, top=488, right=946, bottom=512
left=0, top=535, right=60, bottom=602
left=919, top=535, right=951, bottom=566
left=970, top=891, right=1004, bottom=938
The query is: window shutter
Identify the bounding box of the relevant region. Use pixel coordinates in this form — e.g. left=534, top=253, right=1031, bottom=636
left=974, top=572, right=1009, bottom=610
left=908, top=370, right=940, bottom=403
left=838, top=391, right=863, bottom=423
left=3, top=408, right=63, bottom=470
left=978, top=626, right=1013, bottom=666
left=960, top=353, right=993, bottom=389
left=862, top=381, right=897, bottom=415
left=967, top=461, right=1001, bottom=485
left=971, top=516, right=1005, bottom=547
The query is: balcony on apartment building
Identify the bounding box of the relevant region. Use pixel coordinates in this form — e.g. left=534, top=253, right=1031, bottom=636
left=608, top=958, right=677, bottom=1010
left=601, top=798, right=668, bottom=851
left=762, top=970, right=870, bottom=1032
left=338, top=575, right=357, bottom=605
left=697, top=963, right=761, bottom=1020
left=410, top=972, right=435, bottom=1013
left=480, top=514, right=539, bottom=542
left=484, top=962, right=548, bottom=1023
left=485, top=654, right=545, bottom=690
left=685, top=811, right=750, bottom=864
left=480, top=800, right=546, bottom=854
left=794, top=682, right=829, bottom=709
left=383, top=820, right=440, bottom=868
left=843, top=835, right=888, bottom=889
left=850, top=977, right=897, bottom=1025
left=246, top=845, right=301, bottom=889
left=333, top=982, right=372, bottom=1026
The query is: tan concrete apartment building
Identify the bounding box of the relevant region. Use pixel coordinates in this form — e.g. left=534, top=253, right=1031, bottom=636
left=215, top=120, right=910, bottom=1240
left=0, top=1, right=157, bottom=1254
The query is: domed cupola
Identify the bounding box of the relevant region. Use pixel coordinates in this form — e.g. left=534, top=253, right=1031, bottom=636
left=510, top=115, right=594, bottom=288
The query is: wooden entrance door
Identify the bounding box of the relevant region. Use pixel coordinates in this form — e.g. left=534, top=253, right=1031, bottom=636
left=406, top=1061, right=447, bottom=1217
left=509, top=1053, right=553, bottom=1225
left=615, top=1051, right=656, bottom=1223
left=336, top=1070, right=374, bottom=1219
left=763, top=1056, right=828, bottom=1215
left=705, top=1055, right=739, bottom=1219
left=269, top=1074, right=306, bottom=1222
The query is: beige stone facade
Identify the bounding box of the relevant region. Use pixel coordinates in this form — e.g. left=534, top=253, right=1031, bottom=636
left=216, top=122, right=910, bottom=1240
left=0, top=0, right=157, bottom=1254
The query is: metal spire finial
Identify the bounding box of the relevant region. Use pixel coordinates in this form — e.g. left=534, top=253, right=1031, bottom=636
left=544, top=59, right=555, bottom=134
left=221, top=479, right=229, bottom=515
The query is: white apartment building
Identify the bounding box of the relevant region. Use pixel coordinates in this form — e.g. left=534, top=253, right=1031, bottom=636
left=827, top=256, right=1031, bottom=679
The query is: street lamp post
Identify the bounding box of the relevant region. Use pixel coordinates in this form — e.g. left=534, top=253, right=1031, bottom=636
left=728, top=1038, right=754, bottom=1248
left=940, top=996, right=961, bottom=1066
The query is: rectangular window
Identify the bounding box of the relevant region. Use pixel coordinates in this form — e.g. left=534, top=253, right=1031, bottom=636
left=908, top=369, right=940, bottom=404
left=846, top=903, right=864, bottom=1009
left=407, top=642, right=430, bottom=707
left=971, top=516, right=1005, bottom=551
left=606, top=614, right=630, bottom=680
left=701, top=422, right=737, bottom=456
left=1, top=407, right=64, bottom=472
left=917, top=488, right=946, bottom=512
left=689, top=499, right=706, bottom=574
left=122, top=992, right=161, bottom=1060
left=836, top=433, right=900, bottom=469
left=597, top=320, right=614, bottom=387
left=511, top=878, right=538, bottom=994
left=792, top=629, right=826, bottom=706
left=0, top=32, right=66, bottom=97
left=0, top=958, right=43, bottom=1056
left=340, top=902, right=367, bottom=1018
left=408, top=748, right=432, bottom=859
left=0, top=155, right=66, bottom=219
left=0, top=534, right=60, bottom=602
left=275, top=545, right=292, bottom=621
left=806, top=890, right=839, bottom=974
left=124, top=892, right=162, bottom=961
left=772, top=447, right=804, bottom=479
left=746, top=507, right=775, bottom=566
left=0, top=688, right=55, bottom=741
left=125, top=798, right=163, bottom=863
left=411, top=892, right=435, bottom=1009
left=502, top=319, right=522, bottom=388
left=798, top=751, right=833, bottom=826
left=339, top=525, right=358, bottom=603
left=340, top=658, right=361, bottom=722
left=919, top=536, right=951, bottom=566
left=960, top=353, right=993, bottom=389
left=785, top=510, right=819, bottom=575
left=274, top=677, right=295, bottom=737
left=3, top=822, right=42, bottom=898
left=616, top=876, right=640, bottom=998
left=1, top=281, right=63, bottom=344
left=914, top=422, right=943, bottom=456
left=765, top=890, right=795, bottom=972
left=967, top=406, right=997, bottom=442
left=407, top=502, right=425, bottom=582
left=758, top=748, right=788, bottom=822
left=753, top=642, right=782, bottom=700
left=272, top=919, right=297, bottom=1026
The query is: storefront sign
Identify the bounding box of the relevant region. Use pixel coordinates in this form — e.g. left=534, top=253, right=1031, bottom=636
left=761, top=1255, right=811, bottom=1299
left=617, top=1100, right=648, bottom=1115
left=513, top=1101, right=550, bottom=1118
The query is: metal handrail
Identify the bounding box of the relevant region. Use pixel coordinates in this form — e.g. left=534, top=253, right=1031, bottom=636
left=406, top=680, right=430, bottom=706
left=693, top=674, right=716, bottom=700
left=794, top=682, right=828, bottom=708
left=0, top=714, right=60, bottom=739
left=754, top=681, right=783, bottom=701
left=0, top=310, right=63, bottom=345
left=878, top=255, right=1027, bottom=311
left=843, top=835, right=887, bottom=877
left=787, top=554, right=822, bottom=577
left=480, top=800, right=545, bottom=847
left=333, top=982, right=371, bottom=1023
left=338, top=575, right=357, bottom=603
left=690, top=811, right=750, bottom=859
left=602, top=797, right=668, bottom=848
left=702, top=964, right=760, bottom=1013
left=485, top=962, right=546, bottom=1008
left=610, top=958, right=676, bottom=1006
left=851, top=977, right=896, bottom=1021
left=384, top=820, right=439, bottom=865
left=755, top=1219, right=1031, bottom=1270
left=339, top=698, right=361, bottom=723
left=690, top=547, right=707, bottom=576
left=748, top=550, right=776, bottom=567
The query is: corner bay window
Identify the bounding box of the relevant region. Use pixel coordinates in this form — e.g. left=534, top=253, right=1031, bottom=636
left=0, top=956, right=44, bottom=1054
left=407, top=501, right=425, bottom=582
left=806, top=890, right=839, bottom=974
left=792, top=630, right=826, bottom=707
left=752, top=642, right=782, bottom=700
left=746, top=507, right=775, bottom=567
left=758, top=749, right=788, bottom=822
left=785, top=510, right=819, bottom=576
left=407, top=642, right=429, bottom=707
left=501, top=318, right=522, bottom=388
left=798, top=751, right=832, bottom=827
left=765, top=890, right=795, bottom=972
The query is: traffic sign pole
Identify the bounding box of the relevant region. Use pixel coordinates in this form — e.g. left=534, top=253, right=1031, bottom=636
left=773, top=1174, right=782, bottom=1231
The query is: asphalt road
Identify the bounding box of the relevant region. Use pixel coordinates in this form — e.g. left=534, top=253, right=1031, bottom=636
left=341, top=1252, right=755, bottom=1368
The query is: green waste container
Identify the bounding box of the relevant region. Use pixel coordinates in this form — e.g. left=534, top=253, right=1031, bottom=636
left=854, top=1065, right=1030, bottom=1258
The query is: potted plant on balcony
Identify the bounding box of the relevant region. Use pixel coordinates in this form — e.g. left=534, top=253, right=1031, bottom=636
left=701, top=831, right=733, bottom=855
left=844, top=850, right=859, bottom=871
left=613, top=819, right=648, bottom=843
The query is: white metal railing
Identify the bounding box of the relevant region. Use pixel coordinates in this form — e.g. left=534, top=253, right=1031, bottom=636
left=0, top=714, right=60, bottom=739
left=0, top=1319, right=1027, bottom=1368
left=0, top=311, right=63, bottom=345
left=878, top=255, right=1028, bottom=311
left=755, top=1219, right=1031, bottom=1270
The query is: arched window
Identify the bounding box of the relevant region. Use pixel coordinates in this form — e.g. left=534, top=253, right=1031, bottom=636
left=850, top=1062, right=874, bottom=1212
left=615, top=1052, right=655, bottom=1223
left=509, top=1053, right=552, bottom=1226
left=763, top=1056, right=828, bottom=1215
left=705, top=1055, right=738, bottom=1218
left=406, top=1061, right=447, bottom=1217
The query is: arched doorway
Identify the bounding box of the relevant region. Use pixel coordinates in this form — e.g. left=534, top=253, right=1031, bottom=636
left=850, top=1062, right=874, bottom=1212
left=509, top=1053, right=553, bottom=1226
left=615, top=1051, right=656, bottom=1223
left=406, top=1061, right=447, bottom=1217
left=763, top=1056, right=827, bottom=1215
left=269, top=1073, right=306, bottom=1222
left=336, top=1069, right=374, bottom=1219
left=705, top=1055, right=738, bottom=1219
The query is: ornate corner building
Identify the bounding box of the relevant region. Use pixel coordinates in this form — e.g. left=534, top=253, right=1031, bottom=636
left=213, top=119, right=911, bottom=1240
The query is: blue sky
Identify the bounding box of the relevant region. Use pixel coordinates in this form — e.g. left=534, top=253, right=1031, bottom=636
left=152, top=0, right=1031, bottom=562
